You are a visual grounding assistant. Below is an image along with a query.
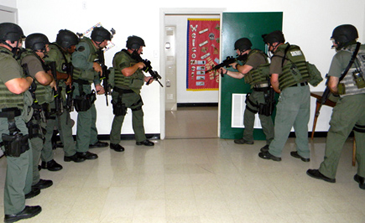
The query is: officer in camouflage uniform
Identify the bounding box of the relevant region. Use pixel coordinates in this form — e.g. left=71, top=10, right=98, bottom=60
left=41, top=29, right=85, bottom=171
left=0, top=22, right=42, bottom=223
left=219, top=38, right=274, bottom=150
left=258, top=30, right=310, bottom=162
left=21, top=33, right=56, bottom=196
left=307, top=25, right=365, bottom=189
left=71, top=26, right=110, bottom=160
left=109, top=35, right=154, bottom=152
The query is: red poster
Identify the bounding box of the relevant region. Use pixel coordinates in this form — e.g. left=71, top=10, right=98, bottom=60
left=187, top=19, right=220, bottom=90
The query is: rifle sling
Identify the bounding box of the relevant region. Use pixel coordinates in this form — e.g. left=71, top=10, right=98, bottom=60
left=338, top=42, right=361, bottom=82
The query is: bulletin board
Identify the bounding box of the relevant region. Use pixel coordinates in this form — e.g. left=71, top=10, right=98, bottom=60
left=186, top=18, right=220, bottom=91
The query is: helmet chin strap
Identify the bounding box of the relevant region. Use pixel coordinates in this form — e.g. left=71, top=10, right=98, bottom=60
left=4, top=40, right=21, bottom=58
left=269, top=43, right=279, bottom=53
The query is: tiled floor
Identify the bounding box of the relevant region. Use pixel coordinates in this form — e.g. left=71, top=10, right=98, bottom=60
left=0, top=108, right=364, bottom=223
left=165, top=107, right=218, bottom=139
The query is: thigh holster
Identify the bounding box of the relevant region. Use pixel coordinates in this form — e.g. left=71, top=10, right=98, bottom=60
left=74, top=90, right=96, bottom=112
left=111, top=97, right=127, bottom=116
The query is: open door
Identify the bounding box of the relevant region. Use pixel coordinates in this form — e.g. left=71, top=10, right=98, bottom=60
left=220, top=12, right=283, bottom=139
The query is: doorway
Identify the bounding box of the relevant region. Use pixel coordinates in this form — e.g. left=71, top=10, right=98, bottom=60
left=161, top=10, right=222, bottom=139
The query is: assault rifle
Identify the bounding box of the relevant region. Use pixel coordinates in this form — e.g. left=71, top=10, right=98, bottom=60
left=207, top=54, right=248, bottom=77
left=65, top=63, right=74, bottom=112
left=97, top=49, right=111, bottom=106
left=131, top=51, right=163, bottom=87
left=49, top=62, right=64, bottom=116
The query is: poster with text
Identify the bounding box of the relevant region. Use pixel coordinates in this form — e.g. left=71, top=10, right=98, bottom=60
left=186, top=18, right=220, bottom=91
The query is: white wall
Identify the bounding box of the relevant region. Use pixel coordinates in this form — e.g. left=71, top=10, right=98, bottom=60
left=12, top=0, right=365, bottom=135
left=0, top=0, right=16, bottom=8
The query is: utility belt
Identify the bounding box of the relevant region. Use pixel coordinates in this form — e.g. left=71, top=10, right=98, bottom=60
left=288, top=82, right=308, bottom=88
left=113, top=86, right=135, bottom=94
left=0, top=107, right=21, bottom=118
left=73, top=79, right=96, bottom=112
left=252, top=83, right=270, bottom=90
left=0, top=107, right=30, bottom=157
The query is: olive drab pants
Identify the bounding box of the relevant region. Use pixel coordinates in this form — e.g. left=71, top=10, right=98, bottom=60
left=268, top=85, right=310, bottom=158
left=319, top=94, right=365, bottom=178
left=0, top=116, right=33, bottom=215
left=243, top=89, right=274, bottom=145
left=42, top=102, right=77, bottom=160
left=110, top=90, right=146, bottom=144
left=73, top=82, right=99, bottom=153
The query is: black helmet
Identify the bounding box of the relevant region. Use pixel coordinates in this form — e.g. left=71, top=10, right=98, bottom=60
left=262, top=30, right=285, bottom=44
left=126, top=35, right=145, bottom=50
left=234, top=38, right=252, bottom=51
left=0, top=22, right=25, bottom=43
left=25, top=33, right=50, bottom=51
left=91, top=26, right=112, bottom=42
left=56, top=29, right=79, bottom=49
left=331, top=24, right=358, bottom=44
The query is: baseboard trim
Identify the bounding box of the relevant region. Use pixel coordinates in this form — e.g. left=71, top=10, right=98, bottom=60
left=177, top=103, right=218, bottom=107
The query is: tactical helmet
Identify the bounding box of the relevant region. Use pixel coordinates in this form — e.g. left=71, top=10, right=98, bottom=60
left=126, top=35, right=145, bottom=50
left=262, top=30, right=285, bottom=44
left=0, top=22, right=25, bottom=43
left=331, top=24, right=358, bottom=44
left=91, top=26, right=112, bottom=42
left=25, top=33, right=50, bottom=51
left=234, top=38, right=252, bottom=51
left=56, top=29, right=79, bottom=49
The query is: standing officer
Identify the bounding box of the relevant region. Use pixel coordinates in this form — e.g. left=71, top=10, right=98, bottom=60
left=307, top=24, right=365, bottom=189
left=0, top=22, right=42, bottom=223
left=109, top=35, right=154, bottom=151
left=41, top=29, right=85, bottom=171
left=258, top=30, right=311, bottom=162
left=22, top=33, right=56, bottom=195
left=219, top=38, right=274, bottom=150
left=71, top=26, right=110, bottom=160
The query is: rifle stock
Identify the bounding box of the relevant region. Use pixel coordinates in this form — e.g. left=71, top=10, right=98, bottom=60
left=49, top=61, right=63, bottom=116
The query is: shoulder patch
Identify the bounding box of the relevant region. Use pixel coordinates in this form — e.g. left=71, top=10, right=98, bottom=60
left=77, top=46, right=85, bottom=52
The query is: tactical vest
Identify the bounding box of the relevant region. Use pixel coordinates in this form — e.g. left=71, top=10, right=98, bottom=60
left=0, top=47, right=24, bottom=110
left=339, top=44, right=365, bottom=97
left=46, top=43, right=71, bottom=99
left=275, top=44, right=310, bottom=90
left=19, top=49, right=53, bottom=105
left=113, top=49, right=145, bottom=93
left=244, top=49, right=270, bottom=86
left=73, top=37, right=98, bottom=83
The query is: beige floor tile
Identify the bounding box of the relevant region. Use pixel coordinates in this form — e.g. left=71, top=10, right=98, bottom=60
left=0, top=107, right=364, bottom=222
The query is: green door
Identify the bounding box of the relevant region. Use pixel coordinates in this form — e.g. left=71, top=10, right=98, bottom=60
left=220, top=12, right=283, bottom=139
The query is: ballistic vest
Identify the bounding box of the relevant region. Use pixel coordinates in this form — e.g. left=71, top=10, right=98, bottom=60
left=275, top=44, right=310, bottom=90
left=0, top=47, right=24, bottom=110
left=113, top=49, right=145, bottom=93
left=339, top=43, right=365, bottom=97
left=244, top=49, right=270, bottom=86
left=19, top=49, right=53, bottom=105
left=73, top=37, right=98, bottom=83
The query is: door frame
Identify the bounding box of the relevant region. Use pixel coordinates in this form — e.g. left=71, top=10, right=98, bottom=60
left=159, top=8, right=225, bottom=140
left=0, top=5, right=18, bottom=23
